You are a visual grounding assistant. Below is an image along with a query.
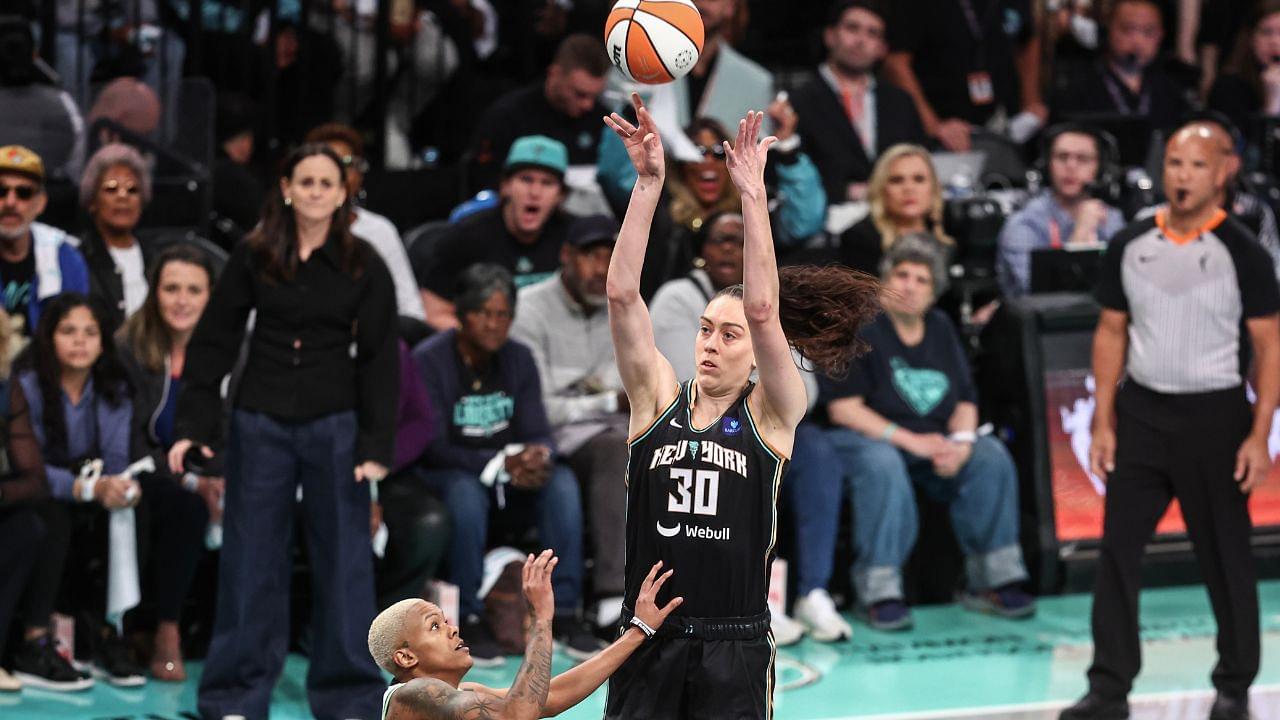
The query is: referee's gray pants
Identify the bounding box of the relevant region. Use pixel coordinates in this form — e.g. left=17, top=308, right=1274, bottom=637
left=1087, top=381, right=1259, bottom=701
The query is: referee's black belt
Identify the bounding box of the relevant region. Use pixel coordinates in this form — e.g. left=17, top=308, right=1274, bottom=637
left=622, top=606, right=771, bottom=640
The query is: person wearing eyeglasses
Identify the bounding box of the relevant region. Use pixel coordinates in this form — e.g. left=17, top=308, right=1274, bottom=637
left=77, top=144, right=155, bottom=333
left=0, top=146, right=90, bottom=346
left=306, top=123, right=427, bottom=322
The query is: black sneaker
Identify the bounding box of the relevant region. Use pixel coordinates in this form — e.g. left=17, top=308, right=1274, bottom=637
left=11, top=635, right=94, bottom=692
left=460, top=614, right=504, bottom=668
left=1059, top=692, right=1129, bottom=719
left=92, top=630, right=146, bottom=687
left=553, top=614, right=605, bottom=661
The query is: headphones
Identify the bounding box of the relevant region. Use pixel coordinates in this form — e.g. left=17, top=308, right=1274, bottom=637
left=1038, top=122, right=1122, bottom=202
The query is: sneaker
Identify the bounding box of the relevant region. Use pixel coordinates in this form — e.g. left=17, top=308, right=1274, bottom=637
left=554, top=615, right=606, bottom=661
left=92, top=631, right=146, bottom=687
left=1209, top=693, right=1250, bottom=720
left=793, top=589, right=853, bottom=642
left=1058, top=692, right=1129, bottom=719
left=0, top=668, right=20, bottom=692
left=769, top=606, right=805, bottom=646
left=960, top=584, right=1037, bottom=619
left=460, top=615, right=504, bottom=668
left=856, top=600, right=913, bottom=631
left=11, top=634, right=94, bottom=691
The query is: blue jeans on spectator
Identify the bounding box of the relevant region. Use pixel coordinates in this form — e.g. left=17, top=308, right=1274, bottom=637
left=198, top=410, right=383, bottom=720
left=424, top=464, right=584, bottom=619
left=826, top=429, right=1027, bottom=606
left=782, top=422, right=843, bottom=596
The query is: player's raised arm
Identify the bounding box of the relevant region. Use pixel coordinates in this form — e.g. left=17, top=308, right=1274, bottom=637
left=604, top=93, right=679, bottom=431
left=723, top=111, right=808, bottom=429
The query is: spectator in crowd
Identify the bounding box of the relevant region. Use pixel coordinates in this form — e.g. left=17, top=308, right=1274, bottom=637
left=15, top=293, right=144, bottom=685
left=792, top=0, right=927, bottom=203
left=1198, top=0, right=1257, bottom=101
left=169, top=144, right=397, bottom=720
left=417, top=136, right=572, bottom=331
left=509, top=214, right=629, bottom=632
left=885, top=0, right=1046, bottom=152
left=470, top=34, right=610, bottom=192
left=0, top=16, right=85, bottom=182
left=0, top=306, right=65, bottom=693
left=838, top=144, right=954, bottom=276
left=1208, top=1, right=1280, bottom=143
left=412, top=263, right=599, bottom=664
left=1051, top=0, right=1191, bottom=131
left=373, top=338, right=450, bottom=610
left=116, top=244, right=219, bottom=682
left=600, top=111, right=826, bottom=297
left=306, top=123, right=427, bottom=322
left=821, top=235, right=1034, bottom=631
left=211, top=92, right=265, bottom=250
left=53, top=1, right=185, bottom=112
left=645, top=209, right=851, bottom=645
left=85, top=77, right=162, bottom=145
left=0, top=146, right=90, bottom=343
left=997, top=126, right=1126, bottom=296
left=78, top=143, right=153, bottom=332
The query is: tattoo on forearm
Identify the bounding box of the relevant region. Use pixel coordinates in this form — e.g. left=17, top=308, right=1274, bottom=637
left=397, top=678, right=499, bottom=720
left=507, top=620, right=554, bottom=710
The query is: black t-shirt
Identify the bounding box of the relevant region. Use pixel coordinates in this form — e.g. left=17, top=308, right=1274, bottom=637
left=819, top=310, right=977, bottom=434
left=418, top=206, right=569, bottom=299
left=468, top=83, right=607, bottom=192
left=0, top=250, right=36, bottom=337
left=1051, top=61, right=1191, bottom=133
left=888, top=0, right=1034, bottom=124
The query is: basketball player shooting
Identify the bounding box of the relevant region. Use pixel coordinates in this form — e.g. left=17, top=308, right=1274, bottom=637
left=601, top=93, right=880, bottom=719
left=368, top=551, right=681, bottom=719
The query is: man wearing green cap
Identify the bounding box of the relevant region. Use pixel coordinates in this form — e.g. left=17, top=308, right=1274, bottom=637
left=0, top=145, right=89, bottom=342
left=418, top=135, right=574, bottom=331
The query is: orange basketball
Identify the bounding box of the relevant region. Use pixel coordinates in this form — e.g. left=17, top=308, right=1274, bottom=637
left=604, top=0, right=705, bottom=85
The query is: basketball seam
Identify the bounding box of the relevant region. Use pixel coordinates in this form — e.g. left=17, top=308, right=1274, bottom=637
left=633, top=7, right=702, bottom=55
left=629, top=14, right=677, bottom=82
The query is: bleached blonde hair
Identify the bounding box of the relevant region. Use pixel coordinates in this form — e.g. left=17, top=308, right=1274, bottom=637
left=368, top=598, right=423, bottom=674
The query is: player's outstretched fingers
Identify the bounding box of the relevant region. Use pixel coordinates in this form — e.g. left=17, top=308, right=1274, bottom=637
left=642, top=560, right=662, bottom=589
left=658, top=596, right=684, bottom=620
left=649, top=569, right=674, bottom=597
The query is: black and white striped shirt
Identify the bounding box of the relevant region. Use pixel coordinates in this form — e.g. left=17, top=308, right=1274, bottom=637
left=1096, top=209, right=1280, bottom=394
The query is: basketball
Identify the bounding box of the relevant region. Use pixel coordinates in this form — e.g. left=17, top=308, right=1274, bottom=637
left=604, top=0, right=705, bottom=85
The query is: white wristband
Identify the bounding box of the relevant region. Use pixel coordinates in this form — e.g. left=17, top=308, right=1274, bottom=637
left=629, top=615, right=656, bottom=639
left=79, top=476, right=99, bottom=503
left=949, top=431, right=977, bottom=444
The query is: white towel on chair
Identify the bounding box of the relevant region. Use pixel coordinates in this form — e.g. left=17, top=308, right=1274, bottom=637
left=106, top=507, right=140, bottom=633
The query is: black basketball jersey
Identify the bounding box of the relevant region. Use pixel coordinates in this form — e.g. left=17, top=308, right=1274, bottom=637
left=622, top=380, right=788, bottom=619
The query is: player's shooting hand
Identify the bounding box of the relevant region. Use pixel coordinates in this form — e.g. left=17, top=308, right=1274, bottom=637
left=723, top=110, right=776, bottom=201
left=633, top=560, right=683, bottom=634
left=605, top=93, right=665, bottom=182
left=522, top=549, right=558, bottom=623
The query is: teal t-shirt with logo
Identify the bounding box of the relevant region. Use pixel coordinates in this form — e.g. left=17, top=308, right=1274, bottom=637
left=818, top=310, right=976, bottom=434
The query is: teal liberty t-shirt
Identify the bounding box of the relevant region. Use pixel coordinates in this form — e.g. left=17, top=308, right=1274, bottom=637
left=818, top=310, right=976, bottom=434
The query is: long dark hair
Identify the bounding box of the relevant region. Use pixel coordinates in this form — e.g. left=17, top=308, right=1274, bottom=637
left=120, top=244, right=218, bottom=373
left=21, top=293, right=130, bottom=465
left=250, top=143, right=365, bottom=283
left=1227, top=0, right=1280, bottom=100
left=713, top=265, right=881, bottom=379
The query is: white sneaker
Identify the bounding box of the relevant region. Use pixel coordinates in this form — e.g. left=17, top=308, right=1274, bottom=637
left=769, top=607, right=805, bottom=646
left=0, top=668, right=20, bottom=692
left=793, top=589, right=853, bottom=642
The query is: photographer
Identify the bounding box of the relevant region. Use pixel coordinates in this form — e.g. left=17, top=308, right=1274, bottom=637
left=997, top=126, right=1125, bottom=297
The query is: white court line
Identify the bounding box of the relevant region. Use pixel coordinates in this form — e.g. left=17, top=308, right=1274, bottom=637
left=809, top=683, right=1280, bottom=720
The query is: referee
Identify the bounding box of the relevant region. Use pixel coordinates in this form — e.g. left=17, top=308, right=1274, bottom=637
left=1061, top=122, right=1280, bottom=720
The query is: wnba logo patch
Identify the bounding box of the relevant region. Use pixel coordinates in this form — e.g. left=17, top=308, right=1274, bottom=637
left=722, top=416, right=741, bottom=436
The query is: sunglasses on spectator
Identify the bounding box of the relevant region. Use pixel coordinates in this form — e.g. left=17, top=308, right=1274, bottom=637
left=100, top=180, right=141, bottom=196
left=0, top=184, right=38, bottom=201
left=340, top=155, right=370, bottom=174
left=696, top=144, right=727, bottom=160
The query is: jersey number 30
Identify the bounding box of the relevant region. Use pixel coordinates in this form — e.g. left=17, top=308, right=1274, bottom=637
left=668, top=468, right=720, bottom=516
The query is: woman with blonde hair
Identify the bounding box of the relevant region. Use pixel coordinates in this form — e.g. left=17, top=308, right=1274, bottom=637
left=839, top=143, right=954, bottom=275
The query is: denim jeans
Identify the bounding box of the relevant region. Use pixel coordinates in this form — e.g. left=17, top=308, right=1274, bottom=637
left=423, top=464, right=584, bottom=618
left=826, top=429, right=1027, bottom=606
left=781, top=422, right=843, bottom=596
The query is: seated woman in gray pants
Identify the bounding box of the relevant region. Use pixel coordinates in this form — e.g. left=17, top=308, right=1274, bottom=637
left=818, top=234, right=1035, bottom=631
